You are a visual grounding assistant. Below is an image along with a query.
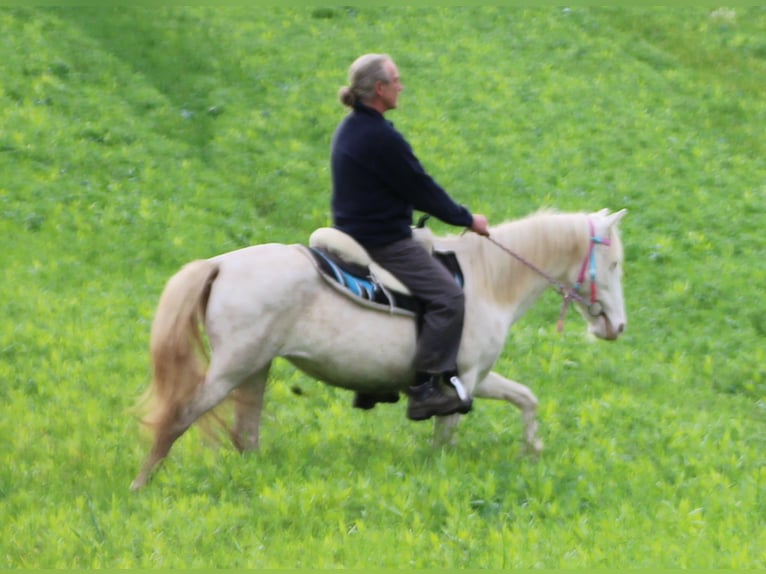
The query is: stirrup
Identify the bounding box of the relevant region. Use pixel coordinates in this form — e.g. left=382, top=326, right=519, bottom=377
left=445, top=374, right=469, bottom=402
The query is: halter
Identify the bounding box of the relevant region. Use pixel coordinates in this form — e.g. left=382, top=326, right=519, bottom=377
left=569, top=218, right=611, bottom=325
left=485, top=218, right=611, bottom=332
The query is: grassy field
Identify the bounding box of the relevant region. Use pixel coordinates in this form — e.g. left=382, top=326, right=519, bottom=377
left=2, top=6, right=765, bottom=568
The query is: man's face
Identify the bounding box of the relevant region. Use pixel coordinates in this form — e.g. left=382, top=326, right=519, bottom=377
left=378, top=60, right=403, bottom=111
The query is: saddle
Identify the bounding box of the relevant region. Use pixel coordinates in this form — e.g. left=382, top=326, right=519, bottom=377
left=304, top=227, right=463, bottom=317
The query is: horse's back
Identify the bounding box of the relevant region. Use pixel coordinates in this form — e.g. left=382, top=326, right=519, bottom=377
left=205, top=243, right=318, bottom=333
left=210, top=242, right=316, bottom=296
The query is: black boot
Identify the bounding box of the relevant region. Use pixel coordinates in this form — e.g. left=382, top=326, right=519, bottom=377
left=406, top=372, right=472, bottom=421
left=352, top=391, right=400, bottom=410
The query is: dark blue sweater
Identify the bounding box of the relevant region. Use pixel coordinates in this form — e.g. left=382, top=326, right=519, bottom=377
left=331, top=103, right=473, bottom=248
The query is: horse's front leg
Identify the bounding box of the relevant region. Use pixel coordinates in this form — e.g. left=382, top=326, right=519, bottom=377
left=432, top=412, right=463, bottom=448
left=474, top=370, right=543, bottom=457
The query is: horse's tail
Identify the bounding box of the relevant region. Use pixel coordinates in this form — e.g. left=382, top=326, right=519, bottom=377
left=137, top=259, right=220, bottom=436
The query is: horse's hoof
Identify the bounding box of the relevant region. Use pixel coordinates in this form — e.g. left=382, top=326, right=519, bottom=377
left=130, top=476, right=147, bottom=491
left=525, top=439, right=543, bottom=459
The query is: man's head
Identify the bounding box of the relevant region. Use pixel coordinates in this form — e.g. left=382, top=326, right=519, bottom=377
left=339, top=53, right=403, bottom=113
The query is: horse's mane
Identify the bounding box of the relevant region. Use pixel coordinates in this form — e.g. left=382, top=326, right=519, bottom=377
left=441, top=210, right=590, bottom=306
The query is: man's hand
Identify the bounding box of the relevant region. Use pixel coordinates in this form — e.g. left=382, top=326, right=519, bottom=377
left=469, top=214, right=490, bottom=236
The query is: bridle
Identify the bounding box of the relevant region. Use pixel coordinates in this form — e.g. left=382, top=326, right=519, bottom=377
left=484, top=218, right=612, bottom=332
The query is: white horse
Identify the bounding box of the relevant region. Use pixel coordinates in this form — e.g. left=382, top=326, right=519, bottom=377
left=131, top=208, right=627, bottom=490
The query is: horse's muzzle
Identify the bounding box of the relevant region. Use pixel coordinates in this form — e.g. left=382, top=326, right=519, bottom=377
left=591, top=314, right=625, bottom=341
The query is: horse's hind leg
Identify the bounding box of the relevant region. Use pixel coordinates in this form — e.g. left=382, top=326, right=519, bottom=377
left=131, top=370, right=246, bottom=490
left=474, top=371, right=543, bottom=457
left=230, top=363, right=270, bottom=452
left=132, top=420, right=187, bottom=491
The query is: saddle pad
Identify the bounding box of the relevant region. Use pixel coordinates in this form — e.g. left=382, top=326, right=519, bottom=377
left=305, top=246, right=463, bottom=317
left=309, top=227, right=416, bottom=294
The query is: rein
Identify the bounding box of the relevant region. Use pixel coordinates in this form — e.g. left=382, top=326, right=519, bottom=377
left=483, top=219, right=611, bottom=332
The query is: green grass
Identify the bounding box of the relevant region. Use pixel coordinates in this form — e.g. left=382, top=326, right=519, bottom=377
left=1, top=6, right=765, bottom=568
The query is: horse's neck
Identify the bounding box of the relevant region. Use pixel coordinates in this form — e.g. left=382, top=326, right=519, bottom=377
left=458, top=213, right=589, bottom=312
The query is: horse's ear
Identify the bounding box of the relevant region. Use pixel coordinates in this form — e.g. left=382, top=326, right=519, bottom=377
left=605, top=208, right=627, bottom=228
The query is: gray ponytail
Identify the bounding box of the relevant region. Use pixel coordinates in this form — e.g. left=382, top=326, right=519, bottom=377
left=338, top=53, right=392, bottom=107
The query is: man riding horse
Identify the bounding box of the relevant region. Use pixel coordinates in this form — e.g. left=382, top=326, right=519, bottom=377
left=331, top=53, right=490, bottom=421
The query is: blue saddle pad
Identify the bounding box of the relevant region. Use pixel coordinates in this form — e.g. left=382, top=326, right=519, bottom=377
left=308, top=247, right=463, bottom=317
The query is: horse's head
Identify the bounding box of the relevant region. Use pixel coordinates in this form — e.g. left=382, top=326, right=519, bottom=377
left=573, top=209, right=627, bottom=341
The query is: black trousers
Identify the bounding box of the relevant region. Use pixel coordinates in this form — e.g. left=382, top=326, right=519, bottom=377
left=366, top=236, right=464, bottom=377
